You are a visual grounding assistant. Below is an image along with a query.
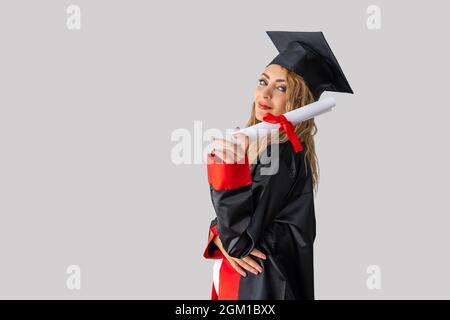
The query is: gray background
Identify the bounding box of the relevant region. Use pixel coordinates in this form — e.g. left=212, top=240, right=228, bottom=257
left=0, top=0, right=448, bottom=299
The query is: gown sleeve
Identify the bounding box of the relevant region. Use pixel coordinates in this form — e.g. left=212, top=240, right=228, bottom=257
left=206, top=147, right=295, bottom=259
left=202, top=217, right=223, bottom=259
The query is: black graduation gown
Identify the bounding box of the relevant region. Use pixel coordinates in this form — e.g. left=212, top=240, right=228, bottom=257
left=203, top=141, right=316, bottom=300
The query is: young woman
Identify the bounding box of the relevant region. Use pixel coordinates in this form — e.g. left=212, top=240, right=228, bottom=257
left=203, top=31, right=353, bottom=300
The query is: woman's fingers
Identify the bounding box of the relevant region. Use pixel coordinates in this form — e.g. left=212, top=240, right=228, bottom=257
left=212, top=147, right=235, bottom=164
left=228, top=258, right=247, bottom=277
left=227, top=250, right=267, bottom=276
left=250, top=248, right=267, bottom=260
left=242, top=256, right=263, bottom=273
left=213, top=137, right=235, bottom=150
left=233, top=134, right=249, bottom=160
left=233, top=258, right=260, bottom=275
left=210, top=148, right=224, bottom=162
left=211, top=127, right=250, bottom=164
left=232, top=129, right=250, bottom=154
left=213, top=138, right=238, bottom=159
left=213, top=137, right=247, bottom=162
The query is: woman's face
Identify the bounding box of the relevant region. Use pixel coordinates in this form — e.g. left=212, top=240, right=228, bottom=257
left=254, top=63, right=287, bottom=121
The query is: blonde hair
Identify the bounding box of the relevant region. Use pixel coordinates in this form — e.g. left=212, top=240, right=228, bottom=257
left=245, top=67, right=320, bottom=193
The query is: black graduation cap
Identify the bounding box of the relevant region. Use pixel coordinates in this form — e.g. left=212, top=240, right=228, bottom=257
left=266, top=31, right=354, bottom=101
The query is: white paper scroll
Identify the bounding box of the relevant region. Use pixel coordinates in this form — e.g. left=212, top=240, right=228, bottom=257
left=232, top=96, right=336, bottom=141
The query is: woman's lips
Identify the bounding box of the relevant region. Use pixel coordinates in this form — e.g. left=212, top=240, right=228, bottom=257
left=258, top=103, right=272, bottom=110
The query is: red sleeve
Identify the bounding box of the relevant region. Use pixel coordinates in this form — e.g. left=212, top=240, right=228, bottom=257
left=207, top=153, right=252, bottom=190
left=205, top=144, right=296, bottom=259
left=203, top=223, right=224, bottom=259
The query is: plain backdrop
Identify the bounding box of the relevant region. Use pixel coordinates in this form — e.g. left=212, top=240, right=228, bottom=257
left=0, top=0, right=449, bottom=299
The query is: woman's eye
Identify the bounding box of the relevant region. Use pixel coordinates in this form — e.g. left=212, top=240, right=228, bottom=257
left=258, top=79, right=285, bottom=92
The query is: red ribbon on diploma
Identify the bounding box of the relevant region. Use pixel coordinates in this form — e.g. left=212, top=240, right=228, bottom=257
left=262, top=113, right=303, bottom=153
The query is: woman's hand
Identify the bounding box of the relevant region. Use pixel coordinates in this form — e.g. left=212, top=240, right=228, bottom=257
left=213, top=234, right=266, bottom=277
left=211, top=127, right=250, bottom=164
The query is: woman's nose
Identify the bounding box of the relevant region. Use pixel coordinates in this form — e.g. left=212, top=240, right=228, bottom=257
left=262, top=87, right=272, bottom=99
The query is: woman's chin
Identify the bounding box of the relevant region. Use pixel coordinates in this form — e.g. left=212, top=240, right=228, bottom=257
left=255, top=109, right=271, bottom=121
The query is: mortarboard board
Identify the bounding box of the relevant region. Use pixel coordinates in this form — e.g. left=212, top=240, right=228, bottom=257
left=266, top=31, right=354, bottom=101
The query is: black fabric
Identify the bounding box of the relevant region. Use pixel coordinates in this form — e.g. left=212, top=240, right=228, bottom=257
left=266, top=31, right=354, bottom=101
left=208, top=141, right=316, bottom=299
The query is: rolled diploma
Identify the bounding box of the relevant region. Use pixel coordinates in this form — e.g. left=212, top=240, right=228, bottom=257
left=232, top=96, right=336, bottom=141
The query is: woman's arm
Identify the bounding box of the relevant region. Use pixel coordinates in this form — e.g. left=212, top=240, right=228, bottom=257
left=213, top=231, right=266, bottom=276
left=203, top=217, right=266, bottom=275
left=203, top=217, right=222, bottom=259
left=207, top=143, right=295, bottom=259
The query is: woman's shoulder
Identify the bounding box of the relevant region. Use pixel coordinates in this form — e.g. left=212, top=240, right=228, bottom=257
left=255, top=141, right=306, bottom=179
